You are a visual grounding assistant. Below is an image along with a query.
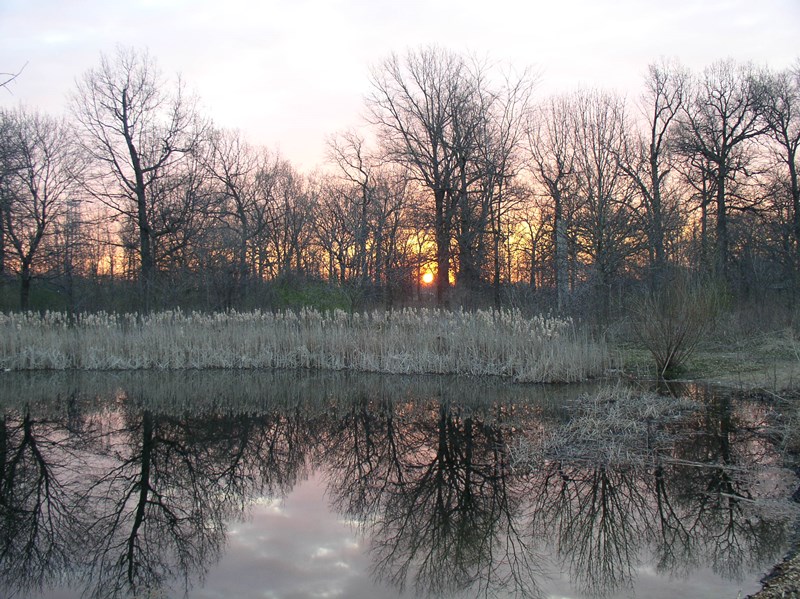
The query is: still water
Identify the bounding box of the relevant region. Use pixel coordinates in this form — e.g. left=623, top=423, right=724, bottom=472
left=0, top=370, right=796, bottom=599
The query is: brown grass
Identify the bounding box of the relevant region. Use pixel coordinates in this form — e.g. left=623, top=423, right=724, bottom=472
left=0, top=308, right=608, bottom=383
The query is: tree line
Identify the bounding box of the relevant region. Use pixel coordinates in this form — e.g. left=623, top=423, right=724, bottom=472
left=1, top=46, right=798, bottom=319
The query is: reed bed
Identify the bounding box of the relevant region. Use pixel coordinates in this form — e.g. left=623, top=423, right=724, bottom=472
left=0, top=308, right=607, bottom=382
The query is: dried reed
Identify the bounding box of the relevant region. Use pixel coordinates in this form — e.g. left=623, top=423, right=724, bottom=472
left=512, top=383, right=700, bottom=468
left=0, top=308, right=607, bottom=382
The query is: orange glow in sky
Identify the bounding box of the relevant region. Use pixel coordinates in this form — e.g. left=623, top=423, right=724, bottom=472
left=421, top=271, right=434, bottom=285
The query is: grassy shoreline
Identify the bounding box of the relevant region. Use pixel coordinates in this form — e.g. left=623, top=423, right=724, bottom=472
left=0, top=308, right=608, bottom=383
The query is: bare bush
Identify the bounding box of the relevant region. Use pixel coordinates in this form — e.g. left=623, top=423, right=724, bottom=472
left=631, top=275, right=722, bottom=377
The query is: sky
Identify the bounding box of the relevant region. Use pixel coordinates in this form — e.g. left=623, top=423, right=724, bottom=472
left=1, top=0, right=798, bottom=170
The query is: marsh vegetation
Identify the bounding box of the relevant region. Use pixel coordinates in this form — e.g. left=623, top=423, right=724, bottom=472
left=0, top=308, right=606, bottom=382
left=2, top=40, right=800, bottom=599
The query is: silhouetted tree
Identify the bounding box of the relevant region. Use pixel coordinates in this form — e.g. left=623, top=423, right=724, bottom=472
left=676, top=60, right=768, bottom=279
left=621, top=60, right=688, bottom=286
left=0, top=108, right=79, bottom=308
left=72, top=46, right=204, bottom=311
left=527, top=95, right=579, bottom=310
left=571, top=90, right=639, bottom=322
left=756, top=64, right=800, bottom=288
left=368, top=47, right=472, bottom=304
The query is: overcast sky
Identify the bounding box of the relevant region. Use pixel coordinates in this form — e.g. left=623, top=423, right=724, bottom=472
left=1, top=0, right=798, bottom=169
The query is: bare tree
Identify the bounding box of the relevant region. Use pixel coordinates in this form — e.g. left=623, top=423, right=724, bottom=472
left=398, top=190, right=437, bottom=301
left=0, top=109, right=20, bottom=277
left=620, top=60, right=688, bottom=287
left=448, top=62, right=489, bottom=299
left=372, top=170, right=412, bottom=304
left=0, top=109, right=79, bottom=309
left=527, top=95, right=579, bottom=310
left=368, top=47, right=468, bottom=305
left=327, top=130, right=376, bottom=286
left=368, top=48, right=533, bottom=305
left=201, top=128, right=279, bottom=305
left=756, top=64, right=800, bottom=281
left=315, top=175, right=357, bottom=284
left=676, top=60, right=768, bottom=279
left=571, top=90, right=639, bottom=323
left=514, top=197, right=550, bottom=290
left=0, top=63, right=25, bottom=91
left=267, top=162, right=315, bottom=278
left=72, top=46, right=203, bottom=311
left=476, top=68, right=535, bottom=306
left=0, top=74, right=26, bottom=282
left=147, top=152, right=215, bottom=282
left=327, top=131, right=414, bottom=301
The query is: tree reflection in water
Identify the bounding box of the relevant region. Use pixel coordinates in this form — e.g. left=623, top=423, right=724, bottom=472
left=0, top=371, right=795, bottom=599
left=82, top=409, right=232, bottom=598
left=322, top=394, right=544, bottom=597
left=0, top=404, right=86, bottom=597
left=526, top=383, right=795, bottom=598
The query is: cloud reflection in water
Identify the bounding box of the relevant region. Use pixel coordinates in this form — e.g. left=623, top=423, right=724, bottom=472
left=0, top=371, right=793, bottom=599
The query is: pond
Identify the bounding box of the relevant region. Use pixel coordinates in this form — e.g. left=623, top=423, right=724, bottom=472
left=0, top=370, right=796, bottom=599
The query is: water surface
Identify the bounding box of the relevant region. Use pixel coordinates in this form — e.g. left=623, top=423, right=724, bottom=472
left=0, top=371, right=795, bottom=599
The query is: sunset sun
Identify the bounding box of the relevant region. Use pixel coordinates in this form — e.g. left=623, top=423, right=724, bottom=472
left=0, top=0, right=797, bottom=596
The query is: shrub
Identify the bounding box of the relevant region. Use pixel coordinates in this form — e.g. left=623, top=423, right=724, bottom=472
left=631, top=275, right=722, bottom=378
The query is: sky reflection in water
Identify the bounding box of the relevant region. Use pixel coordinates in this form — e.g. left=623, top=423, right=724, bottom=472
left=0, top=371, right=795, bottom=599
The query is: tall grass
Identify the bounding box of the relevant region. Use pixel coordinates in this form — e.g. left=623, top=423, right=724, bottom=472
left=0, top=308, right=607, bottom=382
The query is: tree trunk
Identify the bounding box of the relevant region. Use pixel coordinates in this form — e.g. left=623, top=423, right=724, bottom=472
left=434, top=188, right=450, bottom=306
left=493, top=228, right=501, bottom=308
left=138, top=210, right=153, bottom=312
left=789, top=156, right=800, bottom=288
left=715, top=170, right=728, bottom=279
left=649, top=158, right=666, bottom=288
left=492, top=182, right=504, bottom=309
left=20, top=263, right=31, bottom=310
left=129, top=410, right=154, bottom=586
left=554, top=196, right=568, bottom=311
left=700, top=193, right=709, bottom=271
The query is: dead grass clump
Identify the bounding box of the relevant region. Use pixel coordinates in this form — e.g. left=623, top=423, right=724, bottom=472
left=513, top=384, right=700, bottom=468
